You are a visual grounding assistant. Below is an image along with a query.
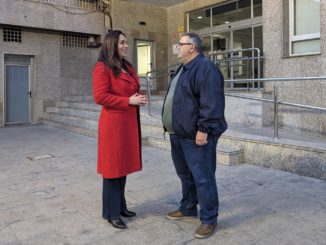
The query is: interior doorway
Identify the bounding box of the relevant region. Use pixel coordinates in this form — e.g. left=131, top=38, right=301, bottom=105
left=135, top=40, right=155, bottom=90
left=135, top=40, right=154, bottom=76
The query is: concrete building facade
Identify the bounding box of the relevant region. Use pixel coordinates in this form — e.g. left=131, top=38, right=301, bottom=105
left=165, top=0, right=325, bottom=135
left=1, top=0, right=325, bottom=136
left=0, top=0, right=104, bottom=127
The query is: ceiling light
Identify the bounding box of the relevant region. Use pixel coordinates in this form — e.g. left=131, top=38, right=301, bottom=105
left=197, top=16, right=203, bottom=19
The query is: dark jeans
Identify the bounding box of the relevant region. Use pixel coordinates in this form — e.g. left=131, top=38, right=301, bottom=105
left=170, top=134, right=219, bottom=224
left=102, top=176, right=127, bottom=220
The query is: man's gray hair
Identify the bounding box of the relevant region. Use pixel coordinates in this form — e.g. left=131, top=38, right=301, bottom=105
left=182, top=32, right=203, bottom=54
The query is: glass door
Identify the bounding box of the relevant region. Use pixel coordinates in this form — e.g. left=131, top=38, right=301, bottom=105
left=213, top=32, right=231, bottom=81
left=189, top=0, right=263, bottom=89
left=233, top=27, right=252, bottom=87
left=201, top=25, right=262, bottom=88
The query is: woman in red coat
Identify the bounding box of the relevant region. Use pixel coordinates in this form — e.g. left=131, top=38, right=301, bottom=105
left=92, top=30, right=147, bottom=229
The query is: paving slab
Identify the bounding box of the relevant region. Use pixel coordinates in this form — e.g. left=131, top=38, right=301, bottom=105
left=0, top=125, right=325, bottom=245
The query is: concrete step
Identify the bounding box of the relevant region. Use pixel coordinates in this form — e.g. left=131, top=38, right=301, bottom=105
left=42, top=119, right=97, bottom=138
left=219, top=134, right=326, bottom=179
left=55, top=101, right=100, bottom=111
left=46, top=106, right=100, bottom=120
left=140, top=112, right=162, bottom=125
left=44, top=113, right=98, bottom=130
left=141, top=122, right=167, bottom=139
left=45, top=105, right=161, bottom=130
left=143, top=136, right=244, bottom=166
left=42, top=100, right=326, bottom=179
left=43, top=102, right=163, bottom=138
left=64, top=95, right=94, bottom=102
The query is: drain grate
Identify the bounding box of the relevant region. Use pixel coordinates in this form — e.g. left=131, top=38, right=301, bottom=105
left=27, top=154, right=55, bottom=161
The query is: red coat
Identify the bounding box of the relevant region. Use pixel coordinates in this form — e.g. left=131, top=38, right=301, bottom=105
left=92, top=62, right=142, bottom=179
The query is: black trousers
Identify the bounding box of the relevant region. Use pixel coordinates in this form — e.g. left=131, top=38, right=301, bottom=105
left=102, top=176, right=127, bottom=220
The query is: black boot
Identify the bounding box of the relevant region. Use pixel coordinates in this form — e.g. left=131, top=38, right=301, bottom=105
left=120, top=210, right=136, bottom=217
left=108, top=218, right=127, bottom=229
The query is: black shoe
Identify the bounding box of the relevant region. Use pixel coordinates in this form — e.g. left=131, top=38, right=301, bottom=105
left=120, top=210, right=136, bottom=217
left=108, top=218, right=127, bottom=229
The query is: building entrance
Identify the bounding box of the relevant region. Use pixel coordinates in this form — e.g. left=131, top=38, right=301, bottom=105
left=4, top=55, right=31, bottom=125
left=188, top=0, right=263, bottom=88
left=201, top=26, right=262, bottom=82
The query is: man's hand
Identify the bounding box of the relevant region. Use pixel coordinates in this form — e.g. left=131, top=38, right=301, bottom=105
left=196, top=131, right=208, bottom=145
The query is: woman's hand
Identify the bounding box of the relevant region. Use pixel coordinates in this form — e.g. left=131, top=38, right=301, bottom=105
left=129, top=93, right=148, bottom=106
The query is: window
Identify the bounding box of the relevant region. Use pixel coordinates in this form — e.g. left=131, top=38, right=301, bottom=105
left=188, top=0, right=262, bottom=31
left=290, top=0, right=320, bottom=55
left=201, top=36, right=212, bottom=56
left=189, top=8, right=211, bottom=31
left=253, top=0, right=262, bottom=17
left=38, top=0, right=99, bottom=10
left=3, top=27, right=22, bottom=43
left=62, top=34, right=89, bottom=48
left=212, top=0, right=251, bottom=26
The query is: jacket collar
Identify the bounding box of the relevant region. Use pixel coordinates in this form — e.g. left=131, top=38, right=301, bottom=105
left=170, top=53, right=204, bottom=80
left=118, top=64, right=138, bottom=83
left=183, top=53, right=204, bottom=70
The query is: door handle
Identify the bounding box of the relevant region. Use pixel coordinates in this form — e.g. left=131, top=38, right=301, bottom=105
left=27, top=91, right=31, bottom=98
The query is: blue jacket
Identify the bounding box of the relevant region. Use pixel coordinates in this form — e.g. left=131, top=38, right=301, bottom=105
left=163, top=54, right=227, bottom=139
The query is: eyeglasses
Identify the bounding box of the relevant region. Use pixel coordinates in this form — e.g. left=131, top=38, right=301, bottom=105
left=178, top=42, right=193, bottom=47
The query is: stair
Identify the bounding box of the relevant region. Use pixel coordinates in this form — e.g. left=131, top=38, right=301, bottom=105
left=42, top=100, right=99, bottom=138
left=42, top=98, right=326, bottom=179
left=143, top=136, right=243, bottom=166
left=42, top=98, right=244, bottom=166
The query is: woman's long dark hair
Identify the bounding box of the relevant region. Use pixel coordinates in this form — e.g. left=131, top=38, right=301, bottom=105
left=97, top=30, right=132, bottom=77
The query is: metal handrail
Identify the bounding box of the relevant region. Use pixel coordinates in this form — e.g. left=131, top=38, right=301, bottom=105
left=208, top=48, right=262, bottom=90
left=143, top=51, right=325, bottom=141
left=225, top=77, right=326, bottom=140
left=144, top=48, right=263, bottom=104
left=143, top=73, right=326, bottom=140
left=145, top=64, right=180, bottom=115
left=146, top=63, right=180, bottom=79
left=215, top=56, right=262, bottom=63
left=226, top=76, right=326, bottom=83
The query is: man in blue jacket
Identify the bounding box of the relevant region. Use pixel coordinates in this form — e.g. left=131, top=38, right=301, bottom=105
left=162, top=32, right=227, bottom=239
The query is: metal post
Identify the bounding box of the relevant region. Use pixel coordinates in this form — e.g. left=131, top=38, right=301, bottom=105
left=146, top=76, right=151, bottom=116
left=273, top=84, right=279, bottom=141
left=257, top=48, right=261, bottom=91
left=251, top=49, right=254, bottom=89
left=246, top=58, right=250, bottom=91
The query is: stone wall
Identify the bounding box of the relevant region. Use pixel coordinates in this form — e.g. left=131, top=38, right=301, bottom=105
left=263, top=0, right=326, bottom=135
left=0, top=0, right=104, bottom=127
left=0, top=29, right=101, bottom=127
left=111, top=0, right=168, bottom=91
left=0, top=0, right=103, bottom=35
left=60, top=46, right=99, bottom=97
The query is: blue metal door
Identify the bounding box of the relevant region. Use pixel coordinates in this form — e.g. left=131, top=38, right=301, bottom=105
left=5, top=65, right=30, bottom=124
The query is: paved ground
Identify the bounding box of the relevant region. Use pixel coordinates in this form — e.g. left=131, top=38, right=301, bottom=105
left=0, top=125, right=325, bottom=245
